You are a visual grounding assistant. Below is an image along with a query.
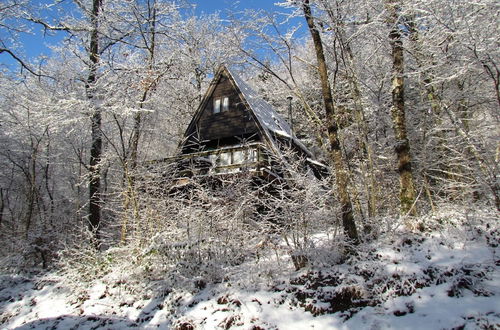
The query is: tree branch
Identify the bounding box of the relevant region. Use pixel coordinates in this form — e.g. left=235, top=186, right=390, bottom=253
left=0, top=47, right=53, bottom=79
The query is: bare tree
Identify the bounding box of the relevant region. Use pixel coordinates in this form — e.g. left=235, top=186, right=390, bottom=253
left=404, top=0, right=499, bottom=211
left=385, top=0, right=417, bottom=216
left=315, top=0, right=379, bottom=218
left=301, top=0, right=358, bottom=242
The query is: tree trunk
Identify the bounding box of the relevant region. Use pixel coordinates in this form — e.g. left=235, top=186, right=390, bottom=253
left=408, top=17, right=499, bottom=212
left=302, top=0, right=358, bottom=242
left=129, top=1, right=156, bottom=171
left=88, top=0, right=103, bottom=240
left=121, top=0, right=158, bottom=243
left=385, top=0, right=417, bottom=216
left=0, top=188, right=4, bottom=227
left=322, top=0, right=379, bottom=218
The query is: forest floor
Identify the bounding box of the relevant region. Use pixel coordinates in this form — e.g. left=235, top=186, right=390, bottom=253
left=1, top=206, right=499, bottom=329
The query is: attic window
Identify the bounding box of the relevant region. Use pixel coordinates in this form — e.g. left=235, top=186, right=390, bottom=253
left=213, top=98, right=221, bottom=113
left=222, top=97, right=229, bottom=112
left=213, top=97, right=229, bottom=114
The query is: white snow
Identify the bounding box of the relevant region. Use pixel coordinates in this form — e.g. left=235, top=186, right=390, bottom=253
left=1, top=207, right=498, bottom=329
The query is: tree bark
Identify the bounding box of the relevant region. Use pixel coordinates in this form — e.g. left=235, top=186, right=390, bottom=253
left=302, top=0, right=358, bottom=242
left=0, top=188, right=4, bottom=227
left=88, top=0, right=103, bottom=240
left=385, top=0, right=417, bottom=216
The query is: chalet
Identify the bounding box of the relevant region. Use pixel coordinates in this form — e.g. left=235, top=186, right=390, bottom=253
left=158, top=65, right=327, bottom=185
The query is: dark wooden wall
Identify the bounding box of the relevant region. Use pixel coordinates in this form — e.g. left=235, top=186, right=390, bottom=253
left=196, top=74, right=259, bottom=141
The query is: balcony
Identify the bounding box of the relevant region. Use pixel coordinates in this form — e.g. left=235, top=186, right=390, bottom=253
left=150, top=142, right=280, bottom=182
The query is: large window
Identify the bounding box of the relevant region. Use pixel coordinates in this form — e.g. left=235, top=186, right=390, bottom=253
left=208, top=147, right=260, bottom=173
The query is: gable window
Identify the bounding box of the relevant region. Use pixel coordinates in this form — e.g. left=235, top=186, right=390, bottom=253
left=213, top=96, right=229, bottom=114
left=222, top=96, right=229, bottom=112
left=213, top=98, right=221, bottom=113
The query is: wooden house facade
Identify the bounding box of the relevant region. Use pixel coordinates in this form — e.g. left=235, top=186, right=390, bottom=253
left=161, top=65, right=327, bottom=184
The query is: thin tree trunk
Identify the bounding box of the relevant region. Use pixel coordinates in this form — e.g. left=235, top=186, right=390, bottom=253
left=44, top=130, right=55, bottom=225
left=25, top=149, right=37, bottom=238
left=322, top=0, right=379, bottom=218
left=24, top=114, right=42, bottom=239
left=121, top=0, right=158, bottom=243
left=341, top=42, right=378, bottom=219
left=129, top=1, right=156, bottom=170
left=443, top=104, right=500, bottom=211
left=0, top=188, right=4, bottom=227
left=302, top=0, right=358, bottom=242
left=88, top=0, right=103, bottom=240
left=408, top=15, right=499, bottom=211
left=350, top=77, right=378, bottom=218
left=385, top=0, right=417, bottom=216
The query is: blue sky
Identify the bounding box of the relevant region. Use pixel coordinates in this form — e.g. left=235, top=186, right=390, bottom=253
left=194, top=0, right=282, bottom=14
left=1, top=0, right=300, bottom=71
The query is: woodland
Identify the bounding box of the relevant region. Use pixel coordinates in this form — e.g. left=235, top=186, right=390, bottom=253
left=0, top=0, right=499, bottom=328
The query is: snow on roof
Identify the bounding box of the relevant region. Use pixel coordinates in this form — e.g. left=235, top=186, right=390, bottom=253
left=226, top=67, right=312, bottom=157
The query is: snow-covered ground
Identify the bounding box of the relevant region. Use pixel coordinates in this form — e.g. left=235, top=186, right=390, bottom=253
left=1, top=208, right=498, bottom=329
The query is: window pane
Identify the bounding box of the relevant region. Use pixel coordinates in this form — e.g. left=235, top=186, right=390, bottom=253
left=219, top=152, right=231, bottom=166
left=222, top=97, right=229, bottom=112
left=208, top=153, right=218, bottom=166
left=248, top=149, right=257, bottom=162
left=233, top=150, right=244, bottom=164
left=213, top=98, right=221, bottom=113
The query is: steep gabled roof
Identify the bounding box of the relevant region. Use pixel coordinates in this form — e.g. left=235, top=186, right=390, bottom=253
left=181, top=65, right=313, bottom=158
left=225, top=67, right=312, bottom=157
left=227, top=67, right=291, bottom=136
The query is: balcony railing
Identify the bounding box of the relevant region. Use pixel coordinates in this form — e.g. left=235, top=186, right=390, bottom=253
left=152, top=142, right=278, bottom=178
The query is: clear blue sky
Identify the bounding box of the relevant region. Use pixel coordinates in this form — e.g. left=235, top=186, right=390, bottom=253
left=1, top=0, right=301, bottom=71
left=194, top=0, right=282, bottom=14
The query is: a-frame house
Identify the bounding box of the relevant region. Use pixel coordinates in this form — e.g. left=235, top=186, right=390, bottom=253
left=163, top=65, right=327, bottom=183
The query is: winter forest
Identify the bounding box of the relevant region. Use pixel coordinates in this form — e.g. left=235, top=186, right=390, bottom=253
left=0, top=0, right=499, bottom=329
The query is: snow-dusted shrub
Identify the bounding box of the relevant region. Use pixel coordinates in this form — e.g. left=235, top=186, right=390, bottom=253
left=91, top=155, right=342, bottom=286
left=57, top=230, right=116, bottom=284
left=109, top=171, right=268, bottom=286
left=0, top=232, right=61, bottom=274
left=254, top=172, right=340, bottom=270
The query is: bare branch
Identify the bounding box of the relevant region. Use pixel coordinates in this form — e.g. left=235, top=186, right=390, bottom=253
left=0, top=47, right=53, bottom=79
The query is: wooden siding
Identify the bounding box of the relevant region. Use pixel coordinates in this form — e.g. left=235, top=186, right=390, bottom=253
left=196, top=74, right=259, bottom=141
